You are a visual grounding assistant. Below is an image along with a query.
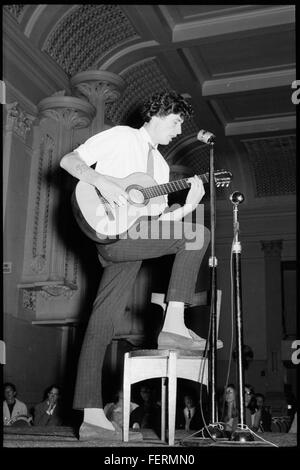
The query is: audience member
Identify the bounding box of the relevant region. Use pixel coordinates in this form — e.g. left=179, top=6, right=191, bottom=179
left=176, top=392, right=204, bottom=431
left=3, top=382, right=31, bottom=426
left=104, top=389, right=138, bottom=429
left=130, top=383, right=161, bottom=433
left=244, top=384, right=260, bottom=432
left=33, top=384, right=63, bottom=426
left=220, top=384, right=238, bottom=434
left=255, top=393, right=272, bottom=432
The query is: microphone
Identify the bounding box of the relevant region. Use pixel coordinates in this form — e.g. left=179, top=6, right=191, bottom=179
left=230, top=191, right=245, bottom=205
left=197, top=129, right=216, bottom=144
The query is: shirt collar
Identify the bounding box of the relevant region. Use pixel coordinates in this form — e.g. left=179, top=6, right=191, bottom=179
left=139, top=126, right=158, bottom=150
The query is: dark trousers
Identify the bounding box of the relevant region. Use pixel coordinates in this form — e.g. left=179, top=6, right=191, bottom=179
left=73, top=219, right=210, bottom=409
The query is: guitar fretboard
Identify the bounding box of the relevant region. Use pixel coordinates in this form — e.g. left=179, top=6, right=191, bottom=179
left=141, top=172, right=209, bottom=199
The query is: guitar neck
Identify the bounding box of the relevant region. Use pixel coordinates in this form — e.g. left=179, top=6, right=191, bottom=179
left=142, top=172, right=209, bottom=199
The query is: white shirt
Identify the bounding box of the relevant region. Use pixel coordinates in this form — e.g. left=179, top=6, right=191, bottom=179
left=184, top=406, right=196, bottom=420
left=3, top=399, right=28, bottom=425
left=75, top=125, right=170, bottom=186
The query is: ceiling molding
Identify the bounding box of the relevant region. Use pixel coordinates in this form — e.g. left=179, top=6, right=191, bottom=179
left=202, top=69, right=296, bottom=96
left=23, top=5, right=48, bottom=37
left=225, top=116, right=296, bottom=136
left=172, top=5, right=295, bottom=42
left=3, top=11, right=69, bottom=101
left=99, top=41, right=160, bottom=70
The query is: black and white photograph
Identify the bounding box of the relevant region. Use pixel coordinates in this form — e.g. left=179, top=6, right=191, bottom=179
left=2, top=4, right=298, bottom=453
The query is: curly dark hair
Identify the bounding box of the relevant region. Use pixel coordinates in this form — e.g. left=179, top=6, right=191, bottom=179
left=141, top=90, right=193, bottom=122
left=3, top=382, right=17, bottom=393
left=43, top=384, right=61, bottom=401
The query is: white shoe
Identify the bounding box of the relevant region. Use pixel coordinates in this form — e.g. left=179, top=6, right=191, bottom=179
left=188, top=329, right=223, bottom=349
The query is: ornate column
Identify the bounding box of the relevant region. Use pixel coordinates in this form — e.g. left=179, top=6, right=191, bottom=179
left=19, top=94, right=95, bottom=320
left=261, top=240, right=285, bottom=410
left=3, top=102, right=36, bottom=223
left=70, top=70, right=126, bottom=133
left=38, top=92, right=95, bottom=153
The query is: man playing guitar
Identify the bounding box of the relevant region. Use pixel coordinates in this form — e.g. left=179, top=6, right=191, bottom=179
left=60, top=91, right=211, bottom=442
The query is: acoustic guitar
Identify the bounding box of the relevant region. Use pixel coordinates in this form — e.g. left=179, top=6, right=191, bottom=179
left=71, top=170, right=232, bottom=243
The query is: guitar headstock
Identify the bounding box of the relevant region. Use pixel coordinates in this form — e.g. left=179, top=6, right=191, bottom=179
left=214, top=170, right=233, bottom=188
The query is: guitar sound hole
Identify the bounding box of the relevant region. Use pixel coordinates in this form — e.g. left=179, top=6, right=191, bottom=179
left=127, top=186, right=147, bottom=206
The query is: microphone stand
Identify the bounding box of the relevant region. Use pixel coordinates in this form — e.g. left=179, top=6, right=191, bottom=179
left=208, top=141, right=218, bottom=426
left=198, top=139, right=224, bottom=440
left=181, top=130, right=228, bottom=445
left=229, top=192, right=253, bottom=442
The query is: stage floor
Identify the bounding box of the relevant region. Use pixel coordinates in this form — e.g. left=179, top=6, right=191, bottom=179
left=3, top=425, right=297, bottom=448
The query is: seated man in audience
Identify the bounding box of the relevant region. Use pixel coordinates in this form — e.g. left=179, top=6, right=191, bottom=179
left=176, top=392, right=204, bottom=432
left=33, top=384, right=63, bottom=426
left=255, top=392, right=272, bottom=432
left=3, top=382, right=31, bottom=426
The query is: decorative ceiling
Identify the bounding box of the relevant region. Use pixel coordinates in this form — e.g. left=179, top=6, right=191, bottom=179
left=3, top=4, right=296, bottom=203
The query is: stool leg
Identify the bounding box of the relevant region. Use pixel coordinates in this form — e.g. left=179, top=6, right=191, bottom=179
left=168, top=351, right=177, bottom=446
left=123, top=353, right=131, bottom=442
left=161, top=377, right=166, bottom=442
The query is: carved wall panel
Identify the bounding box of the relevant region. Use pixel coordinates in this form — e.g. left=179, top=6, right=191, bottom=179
left=19, top=95, right=95, bottom=320
left=3, top=102, right=36, bottom=223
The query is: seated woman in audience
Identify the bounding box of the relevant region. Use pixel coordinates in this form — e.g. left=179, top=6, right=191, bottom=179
left=219, top=384, right=239, bottom=434
left=244, top=384, right=261, bottom=432
left=104, top=388, right=138, bottom=430
left=255, top=392, right=272, bottom=432
left=3, top=382, right=31, bottom=426
left=33, top=384, right=63, bottom=426
left=130, top=383, right=161, bottom=434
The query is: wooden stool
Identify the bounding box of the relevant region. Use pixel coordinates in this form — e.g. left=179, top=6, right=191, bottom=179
left=123, top=349, right=208, bottom=445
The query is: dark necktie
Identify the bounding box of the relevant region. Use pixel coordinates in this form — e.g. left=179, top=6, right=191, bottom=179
left=188, top=409, right=191, bottom=419
left=147, top=143, right=155, bottom=178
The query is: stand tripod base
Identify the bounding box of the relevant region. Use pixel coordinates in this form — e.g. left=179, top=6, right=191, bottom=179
left=180, top=423, right=228, bottom=445
left=202, top=424, right=227, bottom=439
left=230, top=428, right=254, bottom=442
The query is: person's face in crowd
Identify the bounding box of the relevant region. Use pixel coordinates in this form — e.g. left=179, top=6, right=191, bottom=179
left=140, top=387, right=151, bottom=403
left=48, top=387, right=60, bottom=406
left=151, top=113, right=183, bottom=145
left=244, top=387, right=252, bottom=406
left=225, top=387, right=236, bottom=403
left=184, top=396, right=194, bottom=409
left=4, top=385, right=16, bottom=404
left=256, top=396, right=264, bottom=409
